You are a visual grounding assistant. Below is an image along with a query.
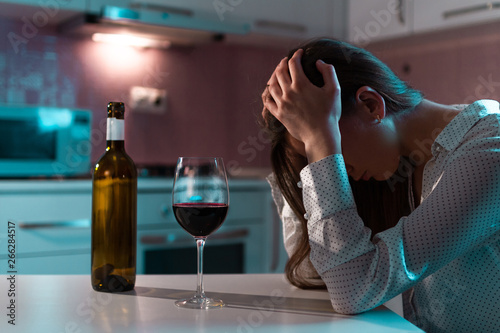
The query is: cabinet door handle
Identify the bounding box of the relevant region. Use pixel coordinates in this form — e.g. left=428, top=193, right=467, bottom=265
left=254, top=20, right=307, bottom=33
left=18, top=219, right=91, bottom=229
left=443, top=2, right=500, bottom=19
left=210, top=229, right=249, bottom=240
left=397, top=0, right=406, bottom=25
left=140, top=235, right=167, bottom=244
left=140, top=229, right=249, bottom=245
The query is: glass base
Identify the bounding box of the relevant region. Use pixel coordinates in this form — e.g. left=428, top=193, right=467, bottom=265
left=175, top=294, right=225, bottom=309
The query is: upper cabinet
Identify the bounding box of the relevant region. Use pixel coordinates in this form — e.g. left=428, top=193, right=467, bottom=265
left=0, top=0, right=348, bottom=47
left=0, top=0, right=86, bottom=11
left=7, top=0, right=500, bottom=47
left=0, top=0, right=86, bottom=23
left=347, top=0, right=500, bottom=44
left=219, top=0, right=346, bottom=41
left=413, top=0, right=500, bottom=33
left=87, top=0, right=347, bottom=46
left=347, top=0, right=413, bottom=44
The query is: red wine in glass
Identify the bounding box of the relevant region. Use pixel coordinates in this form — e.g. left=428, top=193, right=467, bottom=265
left=173, top=203, right=228, bottom=237
left=172, top=157, right=229, bottom=309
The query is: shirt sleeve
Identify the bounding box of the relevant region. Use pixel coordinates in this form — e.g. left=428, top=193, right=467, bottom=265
left=266, top=173, right=321, bottom=280
left=300, top=140, right=500, bottom=314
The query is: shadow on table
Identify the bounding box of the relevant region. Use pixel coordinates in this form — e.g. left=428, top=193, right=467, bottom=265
left=122, top=286, right=346, bottom=318
left=119, top=288, right=417, bottom=330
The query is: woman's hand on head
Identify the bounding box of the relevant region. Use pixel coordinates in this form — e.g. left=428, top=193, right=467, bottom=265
left=263, top=49, right=342, bottom=163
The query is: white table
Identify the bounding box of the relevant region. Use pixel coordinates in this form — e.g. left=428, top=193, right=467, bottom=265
left=1, top=274, right=423, bottom=332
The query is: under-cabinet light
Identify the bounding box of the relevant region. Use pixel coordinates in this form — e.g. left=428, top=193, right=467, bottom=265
left=92, top=33, right=171, bottom=49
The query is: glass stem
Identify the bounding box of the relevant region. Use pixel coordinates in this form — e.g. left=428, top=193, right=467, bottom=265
left=195, top=237, right=206, bottom=299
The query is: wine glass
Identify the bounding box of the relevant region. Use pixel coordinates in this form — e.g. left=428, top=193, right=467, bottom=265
left=172, top=157, right=229, bottom=309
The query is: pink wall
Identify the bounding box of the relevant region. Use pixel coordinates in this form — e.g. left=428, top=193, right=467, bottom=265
left=367, top=21, right=500, bottom=106
left=0, top=17, right=286, bottom=172
left=75, top=40, right=286, bottom=170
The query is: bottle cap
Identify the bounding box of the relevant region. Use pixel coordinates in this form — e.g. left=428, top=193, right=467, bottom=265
left=107, top=102, right=125, bottom=119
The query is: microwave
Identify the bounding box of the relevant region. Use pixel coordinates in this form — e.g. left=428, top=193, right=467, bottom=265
left=0, top=105, right=92, bottom=177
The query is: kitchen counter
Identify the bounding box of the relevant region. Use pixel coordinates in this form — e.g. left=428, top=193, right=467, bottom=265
left=0, top=178, right=283, bottom=275
left=0, top=274, right=423, bottom=332
left=0, top=177, right=270, bottom=193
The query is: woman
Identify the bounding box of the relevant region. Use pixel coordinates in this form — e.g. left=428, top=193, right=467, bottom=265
left=261, top=38, right=500, bottom=333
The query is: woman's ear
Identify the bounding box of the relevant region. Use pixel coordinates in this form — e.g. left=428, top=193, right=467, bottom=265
left=355, top=86, right=386, bottom=123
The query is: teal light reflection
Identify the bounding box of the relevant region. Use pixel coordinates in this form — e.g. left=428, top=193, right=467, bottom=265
left=400, top=239, right=427, bottom=281
left=189, top=195, right=203, bottom=202
left=37, top=108, right=72, bottom=131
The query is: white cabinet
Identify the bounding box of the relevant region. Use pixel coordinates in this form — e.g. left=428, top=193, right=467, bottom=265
left=222, top=0, right=341, bottom=40
left=0, top=180, right=92, bottom=274
left=347, top=0, right=413, bottom=44
left=413, top=0, right=500, bottom=33
left=0, top=0, right=86, bottom=11
left=347, top=0, right=500, bottom=44
left=219, top=0, right=348, bottom=46
left=15, top=254, right=91, bottom=274
left=135, top=179, right=286, bottom=274
left=0, top=0, right=86, bottom=23
left=0, top=0, right=87, bottom=24
left=0, top=178, right=285, bottom=275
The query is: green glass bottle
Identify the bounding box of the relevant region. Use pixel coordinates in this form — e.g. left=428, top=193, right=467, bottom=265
left=91, top=102, right=137, bottom=292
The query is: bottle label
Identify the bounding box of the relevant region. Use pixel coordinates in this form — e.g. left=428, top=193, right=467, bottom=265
left=106, top=118, right=125, bottom=141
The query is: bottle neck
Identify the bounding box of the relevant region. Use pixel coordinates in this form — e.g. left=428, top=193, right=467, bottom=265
left=106, top=117, right=125, bottom=151
left=106, top=140, right=125, bottom=151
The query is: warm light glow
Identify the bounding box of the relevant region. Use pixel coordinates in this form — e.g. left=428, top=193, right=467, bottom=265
left=92, top=33, right=171, bottom=49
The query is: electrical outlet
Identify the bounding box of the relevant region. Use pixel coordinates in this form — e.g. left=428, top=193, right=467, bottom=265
left=130, top=86, right=167, bottom=114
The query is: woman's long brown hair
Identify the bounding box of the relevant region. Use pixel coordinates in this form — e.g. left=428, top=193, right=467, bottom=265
left=261, top=39, right=423, bottom=289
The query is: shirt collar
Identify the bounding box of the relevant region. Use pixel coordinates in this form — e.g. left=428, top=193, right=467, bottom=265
left=432, top=99, right=500, bottom=155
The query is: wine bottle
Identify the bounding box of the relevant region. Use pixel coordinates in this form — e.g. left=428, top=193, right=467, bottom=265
left=91, top=102, right=137, bottom=292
